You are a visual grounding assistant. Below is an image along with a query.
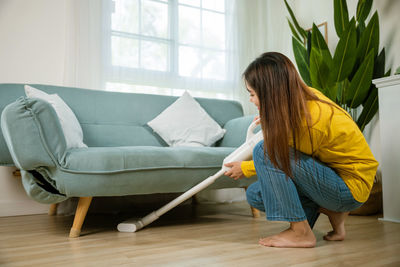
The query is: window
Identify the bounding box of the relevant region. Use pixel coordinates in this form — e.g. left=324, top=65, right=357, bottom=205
left=104, top=0, right=231, bottom=98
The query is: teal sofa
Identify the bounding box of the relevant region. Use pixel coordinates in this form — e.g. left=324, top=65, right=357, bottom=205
left=0, top=84, right=256, bottom=237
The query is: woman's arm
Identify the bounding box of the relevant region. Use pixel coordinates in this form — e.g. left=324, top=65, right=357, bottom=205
left=224, top=160, right=256, bottom=180
left=224, top=115, right=259, bottom=180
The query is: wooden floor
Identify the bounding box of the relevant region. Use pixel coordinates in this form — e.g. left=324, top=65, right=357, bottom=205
left=1, top=201, right=399, bottom=267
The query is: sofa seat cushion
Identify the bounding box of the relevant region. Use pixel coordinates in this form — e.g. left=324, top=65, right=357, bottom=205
left=61, top=146, right=235, bottom=174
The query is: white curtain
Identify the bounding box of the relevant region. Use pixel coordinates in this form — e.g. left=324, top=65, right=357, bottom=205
left=234, top=0, right=293, bottom=115
left=64, top=0, right=104, bottom=90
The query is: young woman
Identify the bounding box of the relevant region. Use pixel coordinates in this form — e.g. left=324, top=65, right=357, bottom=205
left=224, top=52, right=378, bottom=248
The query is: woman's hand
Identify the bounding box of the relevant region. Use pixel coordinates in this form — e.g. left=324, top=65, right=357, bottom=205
left=224, top=161, right=245, bottom=180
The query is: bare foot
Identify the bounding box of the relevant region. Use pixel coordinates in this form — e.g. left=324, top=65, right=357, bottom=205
left=258, top=220, right=316, bottom=248
left=319, top=208, right=349, bottom=241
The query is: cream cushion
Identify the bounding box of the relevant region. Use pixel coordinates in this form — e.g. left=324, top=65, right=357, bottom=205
left=24, top=85, right=87, bottom=149
left=147, top=91, right=226, bottom=147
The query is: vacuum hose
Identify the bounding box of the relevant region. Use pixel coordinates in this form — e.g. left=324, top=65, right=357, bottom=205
left=117, top=121, right=262, bottom=232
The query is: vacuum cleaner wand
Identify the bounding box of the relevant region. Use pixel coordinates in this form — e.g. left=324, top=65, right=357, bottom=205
left=117, top=121, right=263, bottom=233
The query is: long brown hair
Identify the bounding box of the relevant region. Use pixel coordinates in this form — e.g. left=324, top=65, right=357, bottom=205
left=243, top=52, right=323, bottom=178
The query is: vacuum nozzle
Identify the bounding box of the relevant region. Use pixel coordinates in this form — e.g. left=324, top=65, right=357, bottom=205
left=117, top=220, right=144, bottom=233
left=117, top=211, right=159, bottom=232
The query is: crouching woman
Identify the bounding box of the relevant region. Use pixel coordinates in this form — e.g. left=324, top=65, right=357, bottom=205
left=224, top=52, right=378, bottom=248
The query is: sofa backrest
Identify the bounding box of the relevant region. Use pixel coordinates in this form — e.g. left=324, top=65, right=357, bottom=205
left=0, top=84, right=244, bottom=166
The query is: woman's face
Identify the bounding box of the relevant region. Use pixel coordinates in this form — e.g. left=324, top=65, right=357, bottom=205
left=246, top=83, right=260, bottom=110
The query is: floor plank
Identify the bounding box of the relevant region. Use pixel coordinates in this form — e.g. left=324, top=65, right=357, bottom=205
left=0, top=201, right=399, bottom=266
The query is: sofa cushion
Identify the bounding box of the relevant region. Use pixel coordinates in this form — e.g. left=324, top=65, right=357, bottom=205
left=61, top=146, right=235, bottom=173
left=24, top=85, right=87, bottom=149
left=147, top=91, right=226, bottom=147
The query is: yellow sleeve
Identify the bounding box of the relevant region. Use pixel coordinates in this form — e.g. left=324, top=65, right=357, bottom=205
left=241, top=160, right=257, bottom=178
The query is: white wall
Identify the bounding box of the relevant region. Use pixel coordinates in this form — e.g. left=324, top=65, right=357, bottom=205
left=0, top=0, right=67, bottom=84
left=0, top=167, right=49, bottom=216
left=0, top=0, right=67, bottom=216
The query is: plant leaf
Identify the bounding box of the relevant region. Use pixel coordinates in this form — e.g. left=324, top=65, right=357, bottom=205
left=336, top=78, right=350, bottom=105
left=310, top=47, right=331, bottom=93
left=288, top=18, right=303, bottom=43
left=310, top=24, right=333, bottom=93
left=356, top=85, right=378, bottom=131
left=307, top=31, right=312, bottom=59
left=311, top=23, right=332, bottom=65
left=325, top=83, right=339, bottom=102
left=331, top=18, right=357, bottom=83
left=356, top=20, right=366, bottom=43
left=284, top=0, right=307, bottom=38
left=356, top=12, right=379, bottom=63
left=334, top=0, right=349, bottom=37
left=373, top=48, right=386, bottom=79
left=346, top=50, right=375, bottom=108
left=293, top=37, right=311, bottom=86
left=356, top=0, right=373, bottom=23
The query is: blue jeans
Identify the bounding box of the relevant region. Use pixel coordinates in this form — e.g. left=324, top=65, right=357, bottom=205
left=246, top=141, right=363, bottom=228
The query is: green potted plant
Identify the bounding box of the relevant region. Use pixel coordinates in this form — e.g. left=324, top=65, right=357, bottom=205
left=285, top=0, right=391, bottom=132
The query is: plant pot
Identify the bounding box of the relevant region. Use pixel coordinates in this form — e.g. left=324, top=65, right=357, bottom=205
left=350, top=175, right=383, bottom=216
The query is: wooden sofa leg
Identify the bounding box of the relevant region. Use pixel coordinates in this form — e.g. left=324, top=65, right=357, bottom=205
left=244, top=187, right=260, bottom=218
left=250, top=206, right=260, bottom=218
left=48, top=203, right=59, bottom=216
left=69, top=197, right=93, bottom=238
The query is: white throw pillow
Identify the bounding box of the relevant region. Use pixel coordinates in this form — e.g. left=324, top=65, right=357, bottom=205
left=24, top=85, right=87, bottom=149
left=147, top=91, right=226, bottom=147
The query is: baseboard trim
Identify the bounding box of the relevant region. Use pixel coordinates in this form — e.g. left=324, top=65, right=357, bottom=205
left=0, top=201, right=48, bottom=217
left=378, top=217, right=400, bottom=223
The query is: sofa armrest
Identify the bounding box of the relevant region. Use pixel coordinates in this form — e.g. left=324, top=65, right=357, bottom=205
left=1, top=97, right=67, bottom=170
left=218, top=115, right=258, bottom=147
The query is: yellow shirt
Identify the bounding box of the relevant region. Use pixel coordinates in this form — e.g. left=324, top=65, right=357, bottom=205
left=241, top=88, right=379, bottom=203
